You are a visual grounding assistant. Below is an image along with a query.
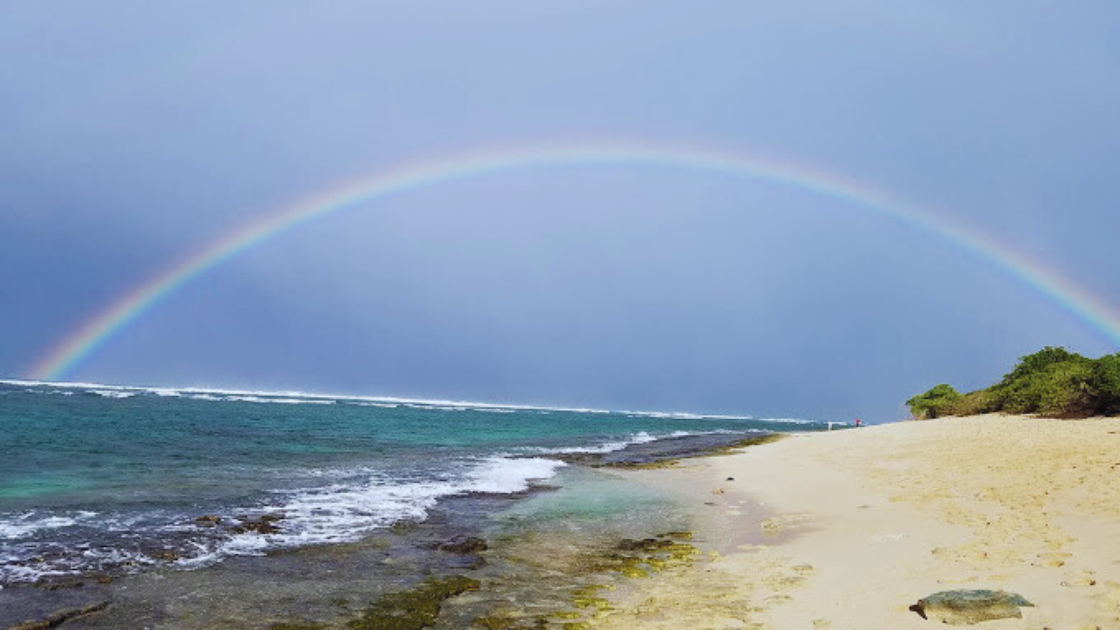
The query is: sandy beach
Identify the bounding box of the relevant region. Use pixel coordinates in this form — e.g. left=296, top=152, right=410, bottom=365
left=595, top=415, right=1120, bottom=629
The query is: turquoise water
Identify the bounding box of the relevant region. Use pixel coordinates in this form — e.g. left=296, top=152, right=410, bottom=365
left=0, top=379, right=823, bottom=586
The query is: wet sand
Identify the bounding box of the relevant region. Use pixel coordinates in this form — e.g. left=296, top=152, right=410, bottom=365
left=594, top=414, right=1120, bottom=629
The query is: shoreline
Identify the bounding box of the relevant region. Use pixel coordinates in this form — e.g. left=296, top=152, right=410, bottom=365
left=592, top=414, right=1120, bottom=629
left=9, top=414, right=1120, bottom=628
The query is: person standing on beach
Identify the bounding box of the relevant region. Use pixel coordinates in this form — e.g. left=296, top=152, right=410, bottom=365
left=855, top=418, right=862, bottom=427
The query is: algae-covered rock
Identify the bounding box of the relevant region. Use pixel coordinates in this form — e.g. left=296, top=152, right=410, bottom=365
left=656, top=531, right=693, bottom=540
left=232, top=513, right=284, bottom=535
left=911, top=589, right=1033, bottom=625
left=8, top=601, right=110, bottom=630
left=436, top=536, right=489, bottom=555
left=349, top=575, right=481, bottom=630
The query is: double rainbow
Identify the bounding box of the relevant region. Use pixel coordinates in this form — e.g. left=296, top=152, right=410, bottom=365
left=30, top=141, right=1120, bottom=380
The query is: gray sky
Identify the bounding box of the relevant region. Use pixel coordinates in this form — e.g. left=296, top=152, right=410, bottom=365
left=2, top=1, right=1119, bottom=422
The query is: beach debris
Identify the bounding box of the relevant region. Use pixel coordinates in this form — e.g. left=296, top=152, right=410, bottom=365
left=910, top=589, right=1033, bottom=625
left=711, top=488, right=725, bottom=495
left=8, top=601, right=110, bottom=630
left=726, top=477, right=735, bottom=481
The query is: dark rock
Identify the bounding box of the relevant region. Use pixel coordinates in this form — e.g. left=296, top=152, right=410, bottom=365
left=726, top=477, right=735, bottom=481
left=243, top=521, right=280, bottom=534
left=148, top=549, right=183, bottom=562
left=911, top=589, right=1034, bottom=625
left=389, top=520, right=420, bottom=535
left=617, top=538, right=675, bottom=553
left=347, top=575, right=479, bottom=630
left=435, top=536, right=488, bottom=555
left=194, top=515, right=222, bottom=527
left=233, top=514, right=284, bottom=534
left=8, top=601, right=110, bottom=630
left=34, top=578, right=85, bottom=591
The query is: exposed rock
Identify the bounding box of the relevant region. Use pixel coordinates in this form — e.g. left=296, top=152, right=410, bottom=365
left=33, top=578, right=85, bottom=591
left=147, top=549, right=183, bottom=562
left=348, top=575, right=480, bottom=629
left=232, top=514, right=284, bottom=535
left=8, top=601, right=110, bottom=630
left=194, top=515, right=222, bottom=527
left=389, top=520, right=420, bottom=535
left=910, top=589, right=1034, bottom=625
left=434, top=536, right=488, bottom=555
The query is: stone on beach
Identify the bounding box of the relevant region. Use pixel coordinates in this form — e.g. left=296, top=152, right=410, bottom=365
left=910, top=589, right=1034, bottom=625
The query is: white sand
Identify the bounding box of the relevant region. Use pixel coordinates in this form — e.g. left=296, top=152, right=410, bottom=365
left=594, top=415, right=1120, bottom=629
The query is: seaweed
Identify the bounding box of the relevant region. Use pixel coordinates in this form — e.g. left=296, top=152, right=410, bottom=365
left=348, top=575, right=481, bottom=630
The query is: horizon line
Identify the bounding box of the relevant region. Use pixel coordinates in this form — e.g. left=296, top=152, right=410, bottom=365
left=0, top=376, right=823, bottom=424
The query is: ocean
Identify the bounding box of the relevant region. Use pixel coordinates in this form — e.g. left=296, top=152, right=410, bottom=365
left=0, top=379, right=826, bottom=627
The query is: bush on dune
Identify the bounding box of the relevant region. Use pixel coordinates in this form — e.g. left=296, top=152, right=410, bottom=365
left=906, top=384, right=962, bottom=419
left=907, top=347, right=1119, bottom=419
left=949, top=389, right=1000, bottom=416
left=994, top=354, right=1095, bottom=415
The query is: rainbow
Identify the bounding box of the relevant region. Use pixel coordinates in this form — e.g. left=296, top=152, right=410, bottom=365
left=30, top=141, right=1120, bottom=380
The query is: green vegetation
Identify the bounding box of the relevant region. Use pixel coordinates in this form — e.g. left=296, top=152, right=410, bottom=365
left=905, top=384, right=963, bottom=419
left=269, top=575, right=480, bottom=630
left=907, top=347, right=1120, bottom=419
left=348, top=576, right=480, bottom=630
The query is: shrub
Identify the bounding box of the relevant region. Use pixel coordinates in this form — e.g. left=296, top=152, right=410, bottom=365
left=992, top=348, right=1095, bottom=415
left=907, top=384, right=963, bottom=419
left=907, top=346, right=1120, bottom=419
left=998, top=346, right=1086, bottom=387
left=1093, top=353, right=1120, bottom=414
left=949, top=389, right=999, bottom=416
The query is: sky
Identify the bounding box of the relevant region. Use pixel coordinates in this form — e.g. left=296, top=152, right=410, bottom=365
left=2, top=1, right=1119, bottom=422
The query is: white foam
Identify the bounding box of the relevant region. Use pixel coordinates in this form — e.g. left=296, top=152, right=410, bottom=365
left=519, top=429, right=760, bottom=456
left=757, top=417, right=817, bottom=425
left=200, top=456, right=567, bottom=558
left=87, top=389, right=136, bottom=399
left=0, top=511, right=96, bottom=540
left=521, top=431, right=657, bottom=455
left=224, top=395, right=335, bottom=405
